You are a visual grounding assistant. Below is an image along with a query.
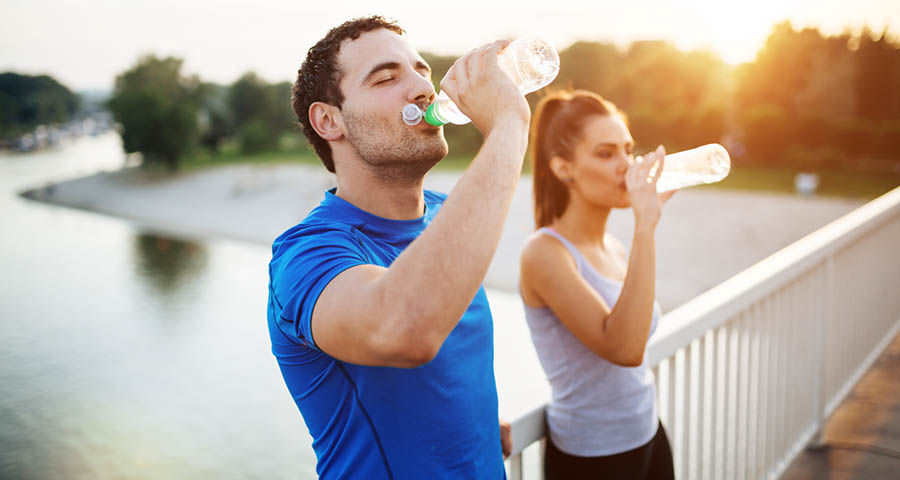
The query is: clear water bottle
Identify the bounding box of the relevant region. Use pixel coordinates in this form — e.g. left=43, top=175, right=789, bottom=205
left=653, top=143, right=731, bottom=192
left=402, top=38, right=560, bottom=127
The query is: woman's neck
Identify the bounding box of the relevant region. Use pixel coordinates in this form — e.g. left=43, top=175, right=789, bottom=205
left=552, top=195, right=611, bottom=248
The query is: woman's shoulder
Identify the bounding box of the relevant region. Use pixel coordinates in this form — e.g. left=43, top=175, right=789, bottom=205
left=520, top=229, right=579, bottom=307
left=520, top=229, right=579, bottom=280
left=522, top=229, right=571, bottom=261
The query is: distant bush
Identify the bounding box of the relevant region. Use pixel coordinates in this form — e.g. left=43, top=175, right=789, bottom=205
left=0, top=72, right=78, bottom=138
left=107, top=55, right=200, bottom=170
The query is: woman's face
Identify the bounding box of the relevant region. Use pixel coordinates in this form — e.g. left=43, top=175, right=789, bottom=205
left=560, top=114, right=635, bottom=209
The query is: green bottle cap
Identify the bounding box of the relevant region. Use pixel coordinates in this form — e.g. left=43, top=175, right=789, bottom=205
left=424, top=103, right=446, bottom=126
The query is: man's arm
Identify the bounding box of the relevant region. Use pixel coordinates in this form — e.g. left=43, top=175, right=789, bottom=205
left=311, top=41, right=530, bottom=367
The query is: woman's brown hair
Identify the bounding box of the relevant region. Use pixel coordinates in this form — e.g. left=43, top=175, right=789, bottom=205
left=531, top=90, right=625, bottom=228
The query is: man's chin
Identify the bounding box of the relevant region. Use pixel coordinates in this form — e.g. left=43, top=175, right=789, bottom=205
left=420, top=147, right=448, bottom=169
left=419, top=137, right=448, bottom=164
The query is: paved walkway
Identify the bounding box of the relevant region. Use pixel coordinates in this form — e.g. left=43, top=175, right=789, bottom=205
left=782, top=330, right=900, bottom=479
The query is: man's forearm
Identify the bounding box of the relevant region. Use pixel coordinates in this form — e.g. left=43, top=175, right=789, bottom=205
left=377, top=119, right=528, bottom=344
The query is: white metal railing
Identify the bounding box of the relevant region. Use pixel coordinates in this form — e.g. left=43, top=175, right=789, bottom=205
left=506, top=186, right=900, bottom=480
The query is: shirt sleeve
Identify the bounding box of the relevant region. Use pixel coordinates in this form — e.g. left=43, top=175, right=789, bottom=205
left=269, top=227, right=367, bottom=350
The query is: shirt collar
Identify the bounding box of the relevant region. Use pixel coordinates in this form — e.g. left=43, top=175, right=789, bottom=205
left=321, top=188, right=430, bottom=241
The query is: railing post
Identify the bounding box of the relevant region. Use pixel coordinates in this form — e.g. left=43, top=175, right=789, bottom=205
left=809, top=255, right=835, bottom=449
left=508, top=453, right=523, bottom=480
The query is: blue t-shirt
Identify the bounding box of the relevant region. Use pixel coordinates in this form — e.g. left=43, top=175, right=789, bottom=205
left=267, top=189, right=505, bottom=479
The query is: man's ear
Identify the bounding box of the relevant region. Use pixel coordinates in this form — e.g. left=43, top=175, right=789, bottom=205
left=549, top=155, right=573, bottom=184
left=309, top=102, right=344, bottom=141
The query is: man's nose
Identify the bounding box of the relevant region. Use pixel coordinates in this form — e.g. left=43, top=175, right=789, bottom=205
left=408, top=72, right=436, bottom=104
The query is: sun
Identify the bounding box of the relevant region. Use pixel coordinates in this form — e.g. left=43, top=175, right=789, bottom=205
left=665, top=0, right=790, bottom=64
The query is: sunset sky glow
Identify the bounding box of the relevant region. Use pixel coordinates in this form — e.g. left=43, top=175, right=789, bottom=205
left=2, top=0, right=898, bottom=90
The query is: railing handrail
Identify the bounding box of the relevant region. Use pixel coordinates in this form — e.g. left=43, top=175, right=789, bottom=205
left=646, top=186, right=900, bottom=366
left=506, top=186, right=900, bottom=460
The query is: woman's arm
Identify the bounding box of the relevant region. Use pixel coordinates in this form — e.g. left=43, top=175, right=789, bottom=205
left=520, top=147, right=673, bottom=366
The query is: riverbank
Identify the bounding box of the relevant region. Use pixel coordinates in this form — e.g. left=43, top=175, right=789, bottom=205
left=22, top=162, right=865, bottom=309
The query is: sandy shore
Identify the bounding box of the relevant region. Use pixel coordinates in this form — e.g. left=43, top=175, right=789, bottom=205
left=23, top=163, right=864, bottom=310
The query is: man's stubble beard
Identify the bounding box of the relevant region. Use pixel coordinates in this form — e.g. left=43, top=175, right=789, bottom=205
left=342, top=108, right=448, bottom=184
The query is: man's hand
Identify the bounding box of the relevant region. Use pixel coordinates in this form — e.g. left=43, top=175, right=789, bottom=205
left=500, top=418, right=511, bottom=458
left=439, top=40, right=531, bottom=137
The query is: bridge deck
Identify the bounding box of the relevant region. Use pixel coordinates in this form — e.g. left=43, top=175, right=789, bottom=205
left=783, top=330, right=900, bottom=479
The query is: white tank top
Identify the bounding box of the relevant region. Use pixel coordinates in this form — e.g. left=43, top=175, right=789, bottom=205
left=523, top=227, right=662, bottom=456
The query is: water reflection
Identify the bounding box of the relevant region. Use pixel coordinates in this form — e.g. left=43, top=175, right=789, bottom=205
left=133, top=233, right=207, bottom=296
left=0, top=135, right=320, bottom=479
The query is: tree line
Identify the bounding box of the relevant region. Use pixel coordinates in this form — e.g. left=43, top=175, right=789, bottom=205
left=104, top=56, right=294, bottom=170
left=734, top=23, right=900, bottom=172
left=434, top=22, right=900, bottom=174
left=10, top=21, right=897, bottom=172
left=0, top=73, right=79, bottom=139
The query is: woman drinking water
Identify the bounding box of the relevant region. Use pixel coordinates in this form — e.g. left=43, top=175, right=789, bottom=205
left=519, top=90, right=675, bottom=479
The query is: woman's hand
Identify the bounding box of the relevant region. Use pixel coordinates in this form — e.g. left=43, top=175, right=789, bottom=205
left=626, top=145, right=675, bottom=230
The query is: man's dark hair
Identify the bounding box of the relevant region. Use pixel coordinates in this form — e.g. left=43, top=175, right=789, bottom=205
left=292, top=16, right=404, bottom=173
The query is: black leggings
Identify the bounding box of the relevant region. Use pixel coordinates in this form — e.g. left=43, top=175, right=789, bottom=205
left=544, top=421, right=675, bottom=480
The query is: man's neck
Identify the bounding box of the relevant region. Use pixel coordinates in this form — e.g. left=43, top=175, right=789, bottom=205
left=333, top=162, right=427, bottom=220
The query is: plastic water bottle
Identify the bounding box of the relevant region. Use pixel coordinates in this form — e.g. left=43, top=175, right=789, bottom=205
left=653, top=144, right=731, bottom=192
left=402, top=38, right=560, bottom=127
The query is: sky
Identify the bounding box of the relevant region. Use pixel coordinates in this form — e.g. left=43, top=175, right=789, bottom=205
left=2, top=0, right=899, bottom=91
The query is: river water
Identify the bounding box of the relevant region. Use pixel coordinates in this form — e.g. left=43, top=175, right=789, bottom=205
left=0, top=134, right=547, bottom=479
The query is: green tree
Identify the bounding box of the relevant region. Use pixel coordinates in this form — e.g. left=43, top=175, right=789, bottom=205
left=197, top=82, right=235, bottom=153
left=228, top=72, right=268, bottom=129
left=107, top=55, right=200, bottom=170
left=855, top=28, right=900, bottom=120
left=546, top=40, right=729, bottom=153
left=0, top=73, right=78, bottom=138
left=735, top=23, right=900, bottom=167
left=847, top=29, right=900, bottom=162
left=228, top=73, right=294, bottom=153
left=617, top=42, right=729, bottom=151
left=264, top=81, right=295, bottom=144
left=736, top=23, right=848, bottom=163
left=553, top=41, right=622, bottom=95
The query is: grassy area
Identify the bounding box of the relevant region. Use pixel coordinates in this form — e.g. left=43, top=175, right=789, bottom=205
left=432, top=154, right=480, bottom=171
left=179, top=140, right=477, bottom=173
left=179, top=130, right=478, bottom=173
left=702, top=164, right=900, bottom=199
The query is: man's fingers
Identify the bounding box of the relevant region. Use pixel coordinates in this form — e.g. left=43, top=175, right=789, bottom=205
left=465, top=46, right=485, bottom=83
left=453, top=54, right=470, bottom=93
left=439, top=66, right=458, bottom=103
left=485, top=40, right=510, bottom=63
left=467, top=40, right=509, bottom=83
